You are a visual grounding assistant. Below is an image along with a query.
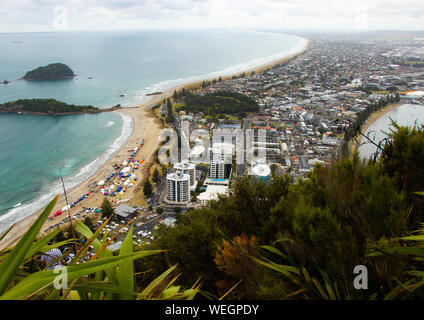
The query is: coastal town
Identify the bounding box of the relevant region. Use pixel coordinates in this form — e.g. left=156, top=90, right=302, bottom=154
left=155, top=35, right=424, bottom=208
left=3, top=35, right=424, bottom=255
left=53, top=35, right=423, bottom=253
left=4, top=0, right=424, bottom=304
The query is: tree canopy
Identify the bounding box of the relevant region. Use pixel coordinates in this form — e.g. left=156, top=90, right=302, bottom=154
left=101, top=198, right=114, bottom=219
left=137, top=124, right=424, bottom=300
left=23, top=63, right=74, bottom=81
left=178, top=91, right=259, bottom=116
left=143, top=179, right=153, bottom=198
left=0, top=99, right=98, bottom=114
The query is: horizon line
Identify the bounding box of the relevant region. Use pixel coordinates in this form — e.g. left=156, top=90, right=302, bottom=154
left=1, top=27, right=424, bottom=35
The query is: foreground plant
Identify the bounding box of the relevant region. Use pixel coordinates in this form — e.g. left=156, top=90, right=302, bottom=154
left=0, top=195, right=201, bottom=300
left=251, top=245, right=352, bottom=300
left=369, top=224, right=424, bottom=299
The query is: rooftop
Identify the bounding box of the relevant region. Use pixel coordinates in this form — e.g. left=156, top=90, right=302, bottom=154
left=197, top=185, right=229, bottom=202
left=114, top=204, right=138, bottom=219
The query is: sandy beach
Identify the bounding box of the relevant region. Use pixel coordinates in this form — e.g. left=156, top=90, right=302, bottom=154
left=0, top=37, right=309, bottom=250
left=0, top=105, right=163, bottom=250
left=153, top=38, right=310, bottom=97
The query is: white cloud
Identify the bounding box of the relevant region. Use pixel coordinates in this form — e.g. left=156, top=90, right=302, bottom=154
left=0, top=0, right=423, bottom=33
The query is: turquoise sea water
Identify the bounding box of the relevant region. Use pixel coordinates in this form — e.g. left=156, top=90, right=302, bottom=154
left=0, top=30, right=304, bottom=108
left=0, top=112, right=128, bottom=230
left=359, top=104, right=424, bottom=159
left=0, top=29, right=305, bottom=232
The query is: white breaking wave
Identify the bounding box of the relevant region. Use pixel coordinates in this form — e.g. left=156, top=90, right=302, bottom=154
left=0, top=111, right=134, bottom=235
left=122, top=35, right=308, bottom=108
left=0, top=34, right=307, bottom=234
left=105, top=121, right=115, bottom=127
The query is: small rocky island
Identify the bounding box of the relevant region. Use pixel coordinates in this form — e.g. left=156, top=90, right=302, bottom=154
left=0, top=99, right=121, bottom=116
left=22, top=63, right=75, bottom=81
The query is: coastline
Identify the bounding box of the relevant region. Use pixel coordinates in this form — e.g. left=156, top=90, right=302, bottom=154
left=350, top=103, right=401, bottom=154
left=0, top=106, right=160, bottom=250
left=135, top=37, right=310, bottom=107
left=0, top=106, right=121, bottom=116
left=0, top=35, right=310, bottom=250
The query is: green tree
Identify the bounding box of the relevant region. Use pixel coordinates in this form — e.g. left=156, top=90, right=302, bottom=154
left=101, top=197, right=114, bottom=219
left=268, top=156, right=408, bottom=299
left=380, top=122, right=424, bottom=228
left=388, top=86, right=398, bottom=93
left=140, top=125, right=424, bottom=299
left=143, top=179, right=153, bottom=198
left=150, top=210, right=221, bottom=289
left=152, top=167, right=161, bottom=183
left=84, top=217, right=94, bottom=231
left=166, top=98, right=174, bottom=123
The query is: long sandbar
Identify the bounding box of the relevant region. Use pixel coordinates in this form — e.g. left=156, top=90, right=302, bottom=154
left=0, top=36, right=310, bottom=250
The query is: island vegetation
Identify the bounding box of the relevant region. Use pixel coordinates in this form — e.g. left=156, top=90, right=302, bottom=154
left=0, top=99, right=120, bottom=115
left=22, top=63, right=75, bottom=81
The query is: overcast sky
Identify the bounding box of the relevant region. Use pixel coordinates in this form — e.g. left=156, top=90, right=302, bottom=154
left=0, top=0, right=423, bottom=33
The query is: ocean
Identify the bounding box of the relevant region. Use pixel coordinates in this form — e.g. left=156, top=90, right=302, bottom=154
left=0, top=29, right=305, bottom=233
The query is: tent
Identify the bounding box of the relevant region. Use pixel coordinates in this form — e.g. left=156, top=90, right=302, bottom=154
left=121, top=166, right=131, bottom=174
left=98, top=180, right=105, bottom=186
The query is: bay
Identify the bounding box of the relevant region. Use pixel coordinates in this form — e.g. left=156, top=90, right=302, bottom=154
left=0, top=29, right=304, bottom=230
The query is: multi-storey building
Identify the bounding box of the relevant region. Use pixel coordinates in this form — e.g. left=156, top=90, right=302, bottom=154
left=174, top=161, right=196, bottom=187
left=209, top=160, right=232, bottom=180
left=165, top=172, right=190, bottom=204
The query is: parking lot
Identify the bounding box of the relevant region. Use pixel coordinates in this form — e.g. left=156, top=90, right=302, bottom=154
left=92, top=207, right=178, bottom=248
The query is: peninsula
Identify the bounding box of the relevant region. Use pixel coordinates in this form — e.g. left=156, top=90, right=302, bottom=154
left=22, top=63, right=75, bottom=81
left=0, top=99, right=121, bottom=116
